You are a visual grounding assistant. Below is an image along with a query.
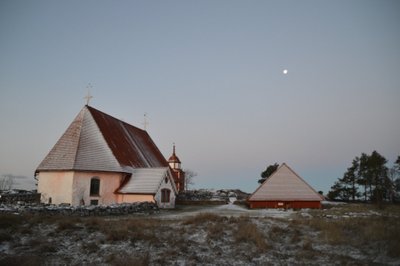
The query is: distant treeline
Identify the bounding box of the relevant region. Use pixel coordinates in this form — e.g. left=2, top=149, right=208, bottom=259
left=328, top=151, right=400, bottom=203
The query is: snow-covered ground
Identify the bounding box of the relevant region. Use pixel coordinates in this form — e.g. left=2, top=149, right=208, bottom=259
left=1, top=202, right=399, bottom=265
left=157, top=198, right=294, bottom=219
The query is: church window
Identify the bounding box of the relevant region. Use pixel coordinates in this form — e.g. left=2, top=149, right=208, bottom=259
left=165, top=177, right=168, bottom=183
left=90, top=178, right=100, bottom=196
left=161, top=189, right=171, bottom=203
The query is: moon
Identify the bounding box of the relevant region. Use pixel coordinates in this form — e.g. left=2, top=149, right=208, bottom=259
left=283, top=69, right=288, bottom=74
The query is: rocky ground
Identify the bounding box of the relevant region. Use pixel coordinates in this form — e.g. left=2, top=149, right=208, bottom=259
left=1, top=202, right=399, bottom=265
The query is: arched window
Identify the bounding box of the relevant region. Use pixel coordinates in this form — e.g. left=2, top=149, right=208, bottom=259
left=161, top=189, right=171, bottom=203
left=90, top=178, right=100, bottom=196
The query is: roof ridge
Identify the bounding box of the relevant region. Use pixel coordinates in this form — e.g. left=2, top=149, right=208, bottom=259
left=37, top=105, right=168, bottom=172
left=36, top=107, right=87, bottom=171
left=248, top=163, right=284, bottom=200
left=86, top=105, right=146, bottom=132
left=72, top=106, right=88, bottom=169
left=119, top=121, right=151, bottom=167
left=281, top=163, right=325, bottom=200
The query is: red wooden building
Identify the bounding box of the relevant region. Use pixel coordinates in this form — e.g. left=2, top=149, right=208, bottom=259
left=248, top=163, right=324, bottom=209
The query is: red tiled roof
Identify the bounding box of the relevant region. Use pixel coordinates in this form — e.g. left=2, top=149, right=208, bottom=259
left=88, top=106, right=168, bottom=168
left=36, top=105, right=168, bottom=172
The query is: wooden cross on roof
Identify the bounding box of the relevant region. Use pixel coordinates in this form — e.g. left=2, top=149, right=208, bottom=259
left=84, top=83, right=93, bottom=106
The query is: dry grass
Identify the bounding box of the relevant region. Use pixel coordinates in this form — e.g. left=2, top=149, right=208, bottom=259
left=106, top=251, right=150, bottom=266
left=303, top=215, right=400, bottom=258
left=0, top=214, right=24, bottom=229
left=206, top=222, right=226, bottom=240
left=1, top=204, right=399, bottom=264
left=235, top=219, right=269, bottom=251
left=56, top=217, right=83, bottom=231
left=0, top=254, right=45, bottom=266
left=268, top=225, right=286, bottom=242
left=183, top=212, right=226, bottom=225
left=91, top=218, right=164, bottom=243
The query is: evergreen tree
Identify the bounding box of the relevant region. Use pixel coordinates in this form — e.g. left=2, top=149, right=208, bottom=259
left=328, top=180, right=351, bottom=201
left=357, top=153, right=371, bottom=202
left=328, top=157, right=360, bottom=201
left=258, top=163, right=279, bottom=184
left=340, top=157, right=361, bottom=201
left=367, top=151, right=388, bottom=203
left=388, top=155, right=400, bottom=202
left=329, top=151, right=391, bottom=203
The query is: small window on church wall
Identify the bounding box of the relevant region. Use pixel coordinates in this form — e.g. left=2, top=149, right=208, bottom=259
left=161, top=189, right=170, bottom=203
left=90, top=178, right=100, bottom=196
left=165, top=177, right=168, bottom=184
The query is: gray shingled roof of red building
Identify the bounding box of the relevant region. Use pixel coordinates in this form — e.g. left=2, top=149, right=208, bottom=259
left=36, top=105, right=168, bottom=173
left=248, top=163, right=324, bottom=201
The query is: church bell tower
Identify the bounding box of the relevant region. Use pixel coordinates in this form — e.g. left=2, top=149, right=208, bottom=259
left=168, top=144, right=185, bottom=192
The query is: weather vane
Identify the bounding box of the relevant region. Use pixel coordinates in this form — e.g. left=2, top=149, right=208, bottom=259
left=84, top=83, right=93, bottom=106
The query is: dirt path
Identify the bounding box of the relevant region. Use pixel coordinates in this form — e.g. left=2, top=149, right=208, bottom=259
left=156, top=202, right=295, bottom=219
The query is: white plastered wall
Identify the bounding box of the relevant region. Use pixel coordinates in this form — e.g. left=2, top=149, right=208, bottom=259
left=154, top=177, right=176, bottom=208
left=71, top=171, right=123, bottom=206
left=117, top=194, right=155, bottom=203
left=37, top=171, right=74, bottom=205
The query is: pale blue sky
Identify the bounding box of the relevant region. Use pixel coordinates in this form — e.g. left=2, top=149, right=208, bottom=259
left=1, top=0, right=399, bottom=193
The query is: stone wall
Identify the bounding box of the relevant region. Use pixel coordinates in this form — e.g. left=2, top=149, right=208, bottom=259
left=0, top=191, right=41, bottom=204
left=0, top=202, right=158, bottom=216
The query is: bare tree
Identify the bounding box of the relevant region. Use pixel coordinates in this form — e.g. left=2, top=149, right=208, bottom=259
left=184, top=169, right=197, bottom=191
left=0, top=175, right=14, bottom=191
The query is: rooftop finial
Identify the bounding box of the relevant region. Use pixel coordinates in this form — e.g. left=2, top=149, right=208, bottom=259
left=143, top=112, right=149, bottom=130
left=84, top=83, right=93, bottom=106
left=173, top=142, right=176, bottom=155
